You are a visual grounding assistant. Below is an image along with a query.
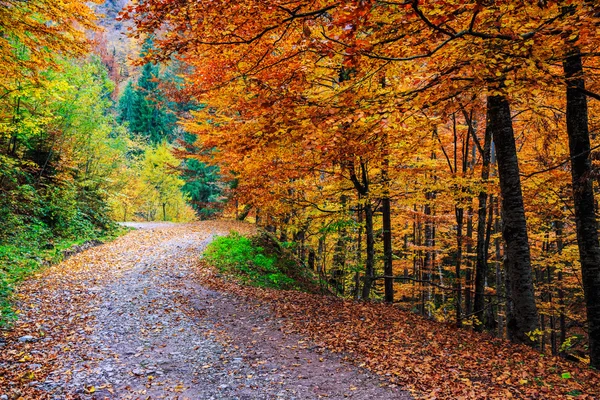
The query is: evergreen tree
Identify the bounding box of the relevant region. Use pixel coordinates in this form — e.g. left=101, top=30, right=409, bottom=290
left=117, top=38, right=171, bottom=144
left=118, top=81, right=138, bottom=125
left=181, top=157, right=222, bottom=218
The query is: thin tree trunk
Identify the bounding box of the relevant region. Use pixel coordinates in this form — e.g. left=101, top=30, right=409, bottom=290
left=308, top=249, right=316, bottom=271
left=424, top=198, right=434, bottom=316
left=485, top=194, right=497, bottom=332
left=548, top=265, right=557, bottom=356
left=237, top=204, right=252, bottom=221
left=455, top=206, right=463, bottom=327
left=487, top=94, right=539, bottom=346
left=495, top=205, right=504, bottom=339
left=474, top=108, right=493, bottom=331
left=564, top=50, right=600, bottom=367
left=555, top=222, right=567, bottom=355
left=362, top=202, right=375, bottom=299
left=465, top=208, right=473, bottom=318
left=354, top=202, right=363, bottom=299
left=382, top=195, right=393, bottom=303
left=382, top=133, right=394, bottom=303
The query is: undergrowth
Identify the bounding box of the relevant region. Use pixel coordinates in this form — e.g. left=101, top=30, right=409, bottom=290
left=203, top=231, right=318, bottom=291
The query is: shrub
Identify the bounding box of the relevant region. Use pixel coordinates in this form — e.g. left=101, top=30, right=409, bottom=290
left=203, top=231, right=297, bottom=289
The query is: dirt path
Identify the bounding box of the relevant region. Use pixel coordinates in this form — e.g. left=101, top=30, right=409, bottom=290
left=1, top=222, right=410, bottom=400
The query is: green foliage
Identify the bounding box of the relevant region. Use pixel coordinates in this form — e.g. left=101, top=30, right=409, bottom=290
left=180, top=131, right=223, bottom=218
left=0, top=56, right=127, bottom=241
left=181, top=158, right=222, bottom=217
left=204, top=232, right=297, bottom=289
left=117, top=39, right=173, bottom=144
left=141, top=143, right=191, bottom=221
left=0, top=55, right=148, bottom=325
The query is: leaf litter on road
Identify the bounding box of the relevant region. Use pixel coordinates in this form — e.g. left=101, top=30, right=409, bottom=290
left=1, top=221, right=409, bottom=400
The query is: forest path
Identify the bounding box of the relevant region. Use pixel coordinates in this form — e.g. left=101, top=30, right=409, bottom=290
left=0, top=221, right=410, bottom=400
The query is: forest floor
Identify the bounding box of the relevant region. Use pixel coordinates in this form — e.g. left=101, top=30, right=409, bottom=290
left=0, top=221, right=410, bottom=400
left=1, top=222, right=599, bottom=399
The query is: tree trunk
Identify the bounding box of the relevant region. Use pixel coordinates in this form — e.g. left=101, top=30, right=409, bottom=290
left=474, top=106, right=493, bottom=331
left=308, top=249, right=316, bottom=271
left=354, top=202, right=363, bottom=299
left=382, top=196, right=393, bottom=303
left=237, top=204, right=252, bottom=221
left=464, top=208, right=473, bottom=318
left=555, top=222, right=567, bottom=356
left=564, top=50, right=600, bottom=367
left=362, top=202, right=375, bottom=299
left=455, top=206, right=463, bottom=327
left=487, top=94, right=539, bottom=346
left=332, top=223, right=347, bottom=296
left=382, top=132, right=394, bottom=303
left=424, top=197, right=434, bottom=316
left=495, top=204, right=504, bottom=339
left=484, top=194, right=497, bottom=332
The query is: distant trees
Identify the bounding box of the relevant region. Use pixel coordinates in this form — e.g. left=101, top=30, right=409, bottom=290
left=141, top=144, right=189, bottom=222
left=118, top=41, right=171, bottom=144
left=115, top=39, right=222, bottom=218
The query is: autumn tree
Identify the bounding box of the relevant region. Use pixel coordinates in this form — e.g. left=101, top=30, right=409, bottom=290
left=122, top=0, right=600, bottom=364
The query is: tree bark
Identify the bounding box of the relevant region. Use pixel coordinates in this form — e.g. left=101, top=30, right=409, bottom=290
left=555, top=221, right=567, bottom=356
left=236, top=204, right=252, bottom=221
left=308, top=249, right=316, bottom=271
left=354, top=202, right=363, bottom=299
left=455, top=206, right=463, bottom=327
left=564, top=50, right=600, bottom=367
left=474, top=107, right=493, bottom=331
left=495, top=202, right=504, bottom=339
left=487, top=94, right=539, bottom=346
left=464, top=208, right=473, bottom=317
left=424, top=197, right=435, bottom=316
left=382, top=195, right=393, bottom=303
left=362, top=202, right=375, bottom=299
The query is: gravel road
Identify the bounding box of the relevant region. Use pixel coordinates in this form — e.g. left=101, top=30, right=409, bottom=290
left=1, top=222, right=410, bottom=399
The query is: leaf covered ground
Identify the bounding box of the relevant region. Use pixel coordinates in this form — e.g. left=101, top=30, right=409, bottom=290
left=0, top=221, right=250, bottom=399
left=196, top=263, right=600, bottom=399
left=1, top=222, right=598, bottom=399
left=0, top=222, right=408, bottom=399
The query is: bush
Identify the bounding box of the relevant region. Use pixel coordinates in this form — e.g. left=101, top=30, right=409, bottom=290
left=203, top=231, right=297, bottom=289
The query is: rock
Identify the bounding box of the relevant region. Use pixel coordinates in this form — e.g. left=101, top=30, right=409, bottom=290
left=18, top=335, right=37, bottom=343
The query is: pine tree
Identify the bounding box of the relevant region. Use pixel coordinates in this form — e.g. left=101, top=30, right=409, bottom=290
left=117, top=38, right=170, bottom=144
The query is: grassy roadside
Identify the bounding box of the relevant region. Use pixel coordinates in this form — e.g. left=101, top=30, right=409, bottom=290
left=203, top=231, right=320, bottom=292
left=0, top=225, right=129, bottom=327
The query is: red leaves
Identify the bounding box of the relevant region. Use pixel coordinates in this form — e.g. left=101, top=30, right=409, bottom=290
left=197, top=266, right=600, bottom=399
